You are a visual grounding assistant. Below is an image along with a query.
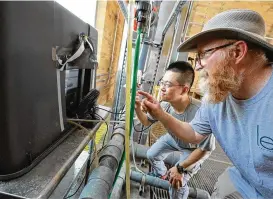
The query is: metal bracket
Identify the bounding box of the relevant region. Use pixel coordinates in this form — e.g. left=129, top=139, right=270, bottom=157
left=140, top=159, right=146, bottom=168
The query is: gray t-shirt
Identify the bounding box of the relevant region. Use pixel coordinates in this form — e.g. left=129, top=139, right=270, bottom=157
left=148, top=97, right=215, bottom=151
left=189, top=69, right=273, bottom=199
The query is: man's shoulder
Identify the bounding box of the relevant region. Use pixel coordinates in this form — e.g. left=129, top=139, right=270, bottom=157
left=189, top=97, right=201, bottom=109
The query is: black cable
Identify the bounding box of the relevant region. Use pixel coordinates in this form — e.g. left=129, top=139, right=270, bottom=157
left=63, top=157, right=96, bottom=199
left=63, top=176, right=85, bottom=199
left=138, top=124, right=145, bottom=144
left=133, top=119, right=156, bottom=132
left=97, top=106, right=156, bottom=133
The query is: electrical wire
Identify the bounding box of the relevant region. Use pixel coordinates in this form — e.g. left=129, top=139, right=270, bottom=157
left=63, top=174, right=85, bottom=199
left=63, top=156, right=96, bottom=199
left=96, top=107, right=154, bottom=133
left=63, top=121, right=97, bottom=199
left=133, top=120, right=155, bottom=132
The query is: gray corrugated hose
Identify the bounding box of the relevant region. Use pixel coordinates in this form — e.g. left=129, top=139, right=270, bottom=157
left=109, top=163, right=126, bottom=199
left=79, top=127, right=125, bottom=199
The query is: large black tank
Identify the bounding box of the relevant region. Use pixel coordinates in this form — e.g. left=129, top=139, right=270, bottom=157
left=0, top=1, right=98, bottom=179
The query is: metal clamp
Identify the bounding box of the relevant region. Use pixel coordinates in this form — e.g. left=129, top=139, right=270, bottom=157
left=138, top=174, right=146, bottom=196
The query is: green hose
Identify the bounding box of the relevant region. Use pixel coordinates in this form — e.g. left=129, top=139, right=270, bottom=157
left=130, top=27, right=142, bottom=131
left=109, top=26, right=142, bottom=198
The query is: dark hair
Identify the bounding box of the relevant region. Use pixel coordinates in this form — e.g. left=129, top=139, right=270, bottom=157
left=166, top=61, right=195, bottom=88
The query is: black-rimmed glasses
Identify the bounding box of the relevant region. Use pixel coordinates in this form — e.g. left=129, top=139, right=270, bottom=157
left=196, top=42, right=236, bottom=67
left=159, top=80, right=184, bottom=89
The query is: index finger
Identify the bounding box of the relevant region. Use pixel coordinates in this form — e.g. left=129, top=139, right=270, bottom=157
left=137, top=91, right=154, bottom=101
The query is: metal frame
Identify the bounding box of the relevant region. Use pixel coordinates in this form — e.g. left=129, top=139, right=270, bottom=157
left=162, top=0, right=187, bottom=36
left=167, top=1, right=193, bottom=66
left=117, top=0, right=128, bottom=22
left=114, top=43, right=127, bottom=121
left=148, top=0, right=187, bottom=94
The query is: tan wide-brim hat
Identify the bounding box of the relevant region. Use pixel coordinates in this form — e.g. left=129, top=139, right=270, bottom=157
left=177, top=9, right=273, bottom=62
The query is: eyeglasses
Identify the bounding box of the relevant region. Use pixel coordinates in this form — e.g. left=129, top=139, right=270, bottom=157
left=195, top=42, right=236, bottom=67
left=159, top=80, right=183, bottom=89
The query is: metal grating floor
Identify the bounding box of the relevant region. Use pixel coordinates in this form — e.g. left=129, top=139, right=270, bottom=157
left=150, top=187, right=170, bottom=199
left=188, top=142, right=232, bottom=194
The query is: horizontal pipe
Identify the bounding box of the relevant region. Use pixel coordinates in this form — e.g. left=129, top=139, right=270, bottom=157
left=131, top=142, right=181, bottom=166
left=37, top=122, right=103, bottom=199
left=130, top=171, right=211, bottom=199
left=131, top=170, right=169, bottom=189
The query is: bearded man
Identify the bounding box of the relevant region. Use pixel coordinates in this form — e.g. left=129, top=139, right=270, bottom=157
left=138, top=9, right=273, bottom=199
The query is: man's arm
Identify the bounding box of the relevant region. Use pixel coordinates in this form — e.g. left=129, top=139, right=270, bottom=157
left=135, top=107, right=152, bottom=126
left=179, top=148, right=208, bottom=169
left=138, top=91, right=206, bottom=144
left=159, top=112, right=205, bottom=144
left=135, top=95, right=152, bottom=126
left=168, top=148, right=209, bottom=189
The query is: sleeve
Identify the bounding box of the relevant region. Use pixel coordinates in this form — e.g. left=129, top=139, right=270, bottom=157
left=189, top=103, right=212, bottom=135
left=198, top=134, right=216, bottom=151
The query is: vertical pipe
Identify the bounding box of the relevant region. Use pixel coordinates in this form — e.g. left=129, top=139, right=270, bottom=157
left=138, top=44, right=149, bottom=71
